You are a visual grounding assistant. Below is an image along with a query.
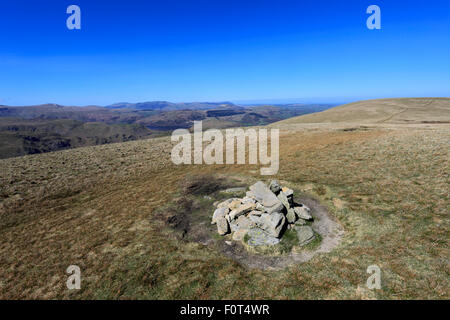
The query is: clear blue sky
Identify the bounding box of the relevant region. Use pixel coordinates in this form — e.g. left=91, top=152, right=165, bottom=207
left=0, top=0, right=449, bottom=106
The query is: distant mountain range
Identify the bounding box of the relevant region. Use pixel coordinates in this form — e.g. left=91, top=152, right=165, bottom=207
left=106, top=101, right=238, bottom=111
left=0, top=101, right=336, bottom=158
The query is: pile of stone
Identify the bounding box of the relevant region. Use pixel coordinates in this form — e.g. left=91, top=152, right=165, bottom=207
left=212, top=180, right=315, bottom=247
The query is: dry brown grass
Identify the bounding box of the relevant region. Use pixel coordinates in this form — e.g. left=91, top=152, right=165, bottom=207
left=0, top=116, right=449, bottom=299
left=277, top=98, right=450, bottom=125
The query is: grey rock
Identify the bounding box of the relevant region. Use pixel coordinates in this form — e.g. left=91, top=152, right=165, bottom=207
left=302, top=204, right=311, bottom=211
left=255, top=202, right=265, bottom=211
left=232, top=229, right=249, bottom=241
left=230, top=215, right=255, bottom=232
left=228, top=199, right=243, bottom=210
left=212, top=207, right=229, bottom=225
left=229, top=202, right=256, bottom=221
left=249, top=210, right=262, bottom=217
left=222, top=187, right=246, bottom=193
left=249, top=181, right=284, bottom=214
left=217, top=216, right=230, bottom=235
left=277, top=191, right=291, bottom=211
left=295, top=225, right=315, bottom=245
left=246, top=228, right=280, bottom=246
left=246, top=191, right=256, bottom=199
left=281, top=187, right=294, bottom=198
left=241, top=196, right=256, bottom=204
left=281, top=187, right=294, bottom=206
left=250, top=212, right=286, bottom=238
left=294, top=205, right=312, bottom=220
left=269, top=180, right=281, bottom=194
left=286, top=208, right=297, bottom=224
left=217, top=198, right=240, bottom=209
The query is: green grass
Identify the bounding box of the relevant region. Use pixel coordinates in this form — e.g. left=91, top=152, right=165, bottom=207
left=278, top=229, right=299, bottom=253
left=304, top=232, right=322, bottom=250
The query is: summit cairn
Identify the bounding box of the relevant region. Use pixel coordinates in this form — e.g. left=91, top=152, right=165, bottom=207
left=211, top=180, right=315, bottom=249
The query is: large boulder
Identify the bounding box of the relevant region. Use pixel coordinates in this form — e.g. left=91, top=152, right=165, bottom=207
left=216, top=216, right=230, bottom=235
left=250, top=212, right=285, bottom=238
left=249, top=181, right=284, bottom=214
left=212, top=207, right=229, bottom=225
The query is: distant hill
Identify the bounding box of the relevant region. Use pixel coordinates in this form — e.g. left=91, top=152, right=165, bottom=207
left=0, top=102, right=335, bottom=130
left=0, top=102, right=335, bottom=158
left=0, top=104, right=138, bottom=123
left=106, top=101, right=238, bottom=111
left=0, top=118, right=164, bottom=159
left=276, top=98, right=450, bottom=125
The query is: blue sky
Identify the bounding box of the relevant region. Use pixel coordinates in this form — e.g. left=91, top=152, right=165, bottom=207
left=0, top=0, right=449, bottom=106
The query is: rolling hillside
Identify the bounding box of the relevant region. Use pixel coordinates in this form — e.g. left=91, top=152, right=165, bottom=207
left=0, top=118, right=164, bottom=159
left=0, top=97, right=448, bottom=299
left=0, top=103, right=335, bottom=158
left=276, top=98, right=450, bottom=125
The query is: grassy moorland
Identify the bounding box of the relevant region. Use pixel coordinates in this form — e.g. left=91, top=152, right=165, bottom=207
left=0, top=103, right=333, bottom=158
left=278, top=98, right=450, bottom=125
left=0, top=118, right=167, bottom=159
left=0, top=98, right=448, bottom=299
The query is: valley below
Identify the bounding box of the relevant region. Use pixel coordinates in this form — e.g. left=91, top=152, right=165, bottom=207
left=0, top=102, right=333, bottom=159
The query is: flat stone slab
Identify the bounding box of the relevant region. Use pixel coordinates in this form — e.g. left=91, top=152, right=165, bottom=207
left=246, top=228, right=280, bottom=246
left=230, top=215, right=255, bottom=232
left=249, top=181, right=284, bottom=214
left=294, top=205, right=312, bottom=220
left=222, top=187, right=246, bottom=193
left=229, top=203, right=256, bottom=220
left=216, top=198, right=240, bottom=209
